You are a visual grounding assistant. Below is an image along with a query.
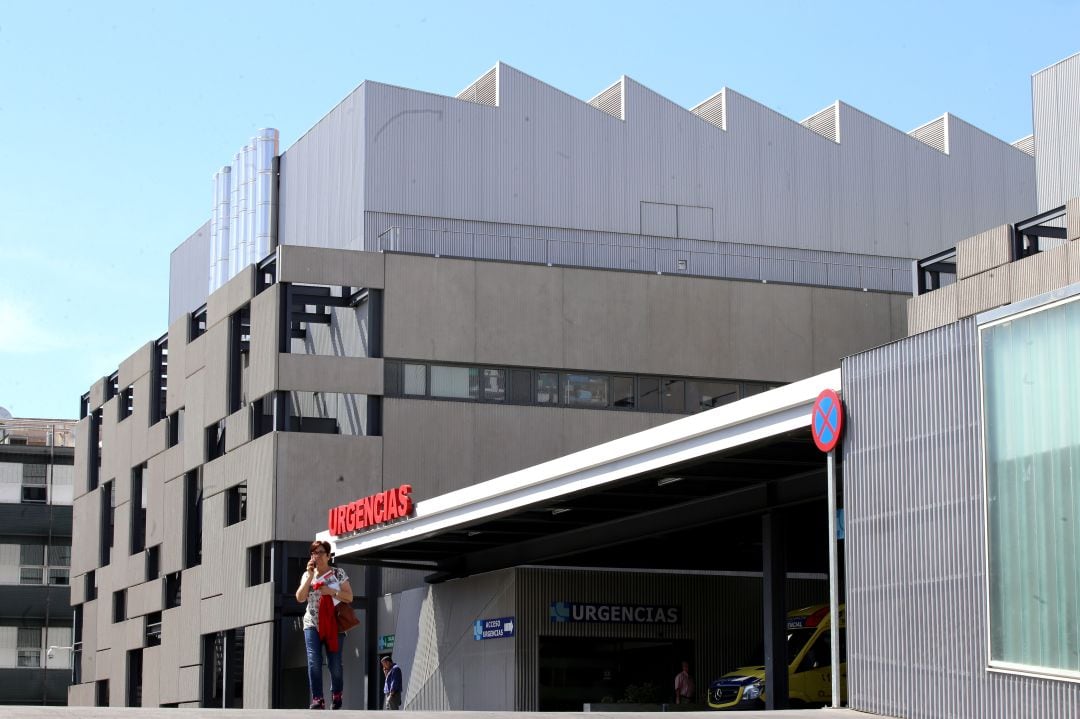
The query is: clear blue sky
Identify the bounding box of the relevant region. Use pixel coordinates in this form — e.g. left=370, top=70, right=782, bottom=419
left=1, top=1, right=1078, bottom=419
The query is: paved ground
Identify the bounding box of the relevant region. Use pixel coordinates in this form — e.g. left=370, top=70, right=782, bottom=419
left=0, top=708, right=897, bottom=718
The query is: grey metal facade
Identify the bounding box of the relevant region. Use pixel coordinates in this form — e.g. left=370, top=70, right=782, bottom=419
left=841, top=319, right=1080, bottom=718
left=170, top=62, right=1035, bottom=321
left=1034, top=53, right=1080, bottom=211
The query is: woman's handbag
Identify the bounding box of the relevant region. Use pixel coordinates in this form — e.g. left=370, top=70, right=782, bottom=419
left=335, top=601, right=360, bottom=633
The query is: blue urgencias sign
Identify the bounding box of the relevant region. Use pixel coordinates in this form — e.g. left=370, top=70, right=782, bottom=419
left=549, top=601, right=680, bottom=624
left=474, top=617, right=515, bottom=640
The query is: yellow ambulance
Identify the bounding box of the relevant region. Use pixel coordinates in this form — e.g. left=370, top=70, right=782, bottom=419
left=707, top=603, right=846, bottom=710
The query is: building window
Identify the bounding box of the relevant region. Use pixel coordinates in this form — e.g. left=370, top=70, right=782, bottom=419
left=184, top=470, right=203, bottom=569
left=119, top=384, right=135, bottom=421
left=130, top=464, right=147, bottom=554
left=612, top=376, right=635, bottom=409
left=202, top=629, right=245, bottom=708
left=127, top=648, right=143, bottom=707
left=510, top=369, right=532, bottom=404
left=167, top=408, right=184, bottom=447
left=247, top=543, right=272, bottom=586
left=48, top=544, right=71, bottom=585
left=226, top=483, right=247, bottom=526
left=146, top=545, right=160, bottom=580
left=88, top=409, right=102, bottom=491
left=100, top=480, right=115, bottom=566
left=403, top=363, right=427, bottom=396
left=17, top=628, right=41, bottom=668
left=190, top=306, right=207, bottom=341
left=73, top=605, right=83, bottom=684
left=164, top=571, right=182, bottom=609
left=206, top=421, right=226, bottom=461
left=536, top=372, right=559, bottom=405
left=687, top=379, right=739, bottom=411
left=981, top=296, right=1080, bottom=678
left=20, top=544, right=45, bottom=584
left=96, top=679, right=109, bottom=707
left=86, top=569, right=97, bottom=602
left=150, top=336, right=168, bottom=425
left=145, top=612, right=162, bottom=647
left=661, top=378, right=686, bottom=413
left=563, top=372, right=609, bottom=407
left=431, top=365, right=478, bottom=399
left=481, top=368, right=506, bottom=401
left=21, top=463, right=47, bottom=503
left=113, top=589, right=126, bottom=623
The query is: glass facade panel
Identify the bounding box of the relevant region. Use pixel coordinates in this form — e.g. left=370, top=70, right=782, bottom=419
left=687, top=380, right=739, bottom=411
left=612, top=376, right=635, bottom=408
left=982, top=297, right=1080, bottom=675
left=536, top=372, right=559, bottom=405
left=563, top=373, right=609, bottom=407
left=661, top=379, right=685, bottom=412
left=431, top=366, right=479, bottom=399
left=481, top=369, right=506, bottom=401
left=403, top=363, right=426, bottom=396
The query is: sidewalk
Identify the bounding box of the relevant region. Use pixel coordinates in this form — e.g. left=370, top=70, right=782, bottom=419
left=1, top=707, right=897, bottom=718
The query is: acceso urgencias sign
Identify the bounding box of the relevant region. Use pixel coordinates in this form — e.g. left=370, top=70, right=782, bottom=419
left=550, top=601, right=680, bottom=624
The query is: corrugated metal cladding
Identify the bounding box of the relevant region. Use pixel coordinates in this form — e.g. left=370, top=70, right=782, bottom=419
left=1033, top=53, right=1080, bottom=211
left=366, top=211, right=913, bottom=293
left=168, top=220, right=211, bottom=323
left=841, top=319, right=1080, bottom=719
left=513, top=567, right=828, bottom=711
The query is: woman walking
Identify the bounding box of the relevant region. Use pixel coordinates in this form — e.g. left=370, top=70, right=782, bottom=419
left=296, top=540, right=353, bottom=709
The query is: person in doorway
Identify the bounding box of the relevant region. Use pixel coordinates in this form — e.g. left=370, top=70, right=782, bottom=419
left=674, top=660, right=695, bottom=704
left=381, top=655, right=403, bottom=710
left=296, top=540, right=353, bottom=710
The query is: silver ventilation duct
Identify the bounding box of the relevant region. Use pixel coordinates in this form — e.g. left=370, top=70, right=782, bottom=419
left=209, top=129, right=280, bottom=290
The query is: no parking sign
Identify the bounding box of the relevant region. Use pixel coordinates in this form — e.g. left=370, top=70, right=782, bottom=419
left=811, top=388, right=843, bottom=453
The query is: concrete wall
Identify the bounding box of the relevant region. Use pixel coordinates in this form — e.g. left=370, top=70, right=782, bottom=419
left=383, top=253, right=907, bottom=383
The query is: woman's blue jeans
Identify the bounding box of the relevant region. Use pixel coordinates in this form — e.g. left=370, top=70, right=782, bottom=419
left=304, top=628, right=346, bottom=700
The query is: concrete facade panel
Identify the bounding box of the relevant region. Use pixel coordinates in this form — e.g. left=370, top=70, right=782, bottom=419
left=177, top=566, right=202, bottom=667
left=207, top=264, right=256, bottom=327
left=474, top=262, right=565, bottom=369
left=1008, top=245, right=1069, bottom=302
left=223, top=406, right=252, bottom=454
left=73, top=415, right=92, bottom=499
left=88, top=377, right=107, bottom=412
left=177, top=664, right=200, bottom=704
left=68, top=681, right=95, bottom=706
left=165, top=314, right=189, bottom=415
left=384, top=255, right=478, bottom=362
left=118, top=342, right=153, bottom=389
left=907, top=283, right=959, bottom=335
left=71, top=490, right=101, bottom=576
left=160, top=476, right=185, bottom=575
left=202, top=322, right=230, bottom=426
left=142, top=645, right=161, bottom=707
left=248, top=284, right=280, bottom=401
left=184, top=334, right=207, bottom=380
left=809, top=287, right=896, bottom=373
left=144, top=445, right=167, bottom=550
left=157, top=607, right=181, bottom=704
left=275, top=433, right=382, bottom=541
left=278, top=245, right=385, bottom=288
left=956, top=224, right=1012, bottom=280
left=956, top=267, right=1010, bottom=317
left=561, top=267, right=653, bottom=373
left=243, top=621, right=274, bottom=708
left=181, top=370, right=206, bottom=474
left=199, top=493, right=225, bottom=599
left=277, top=355, right=383, bottom=395
left=728, top=281, right=812, bottom=381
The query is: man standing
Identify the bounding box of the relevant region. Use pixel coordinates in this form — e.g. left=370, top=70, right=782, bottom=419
left=674, top=659, right=695, bottom=704
left=381, top=655, right=403, bottom=710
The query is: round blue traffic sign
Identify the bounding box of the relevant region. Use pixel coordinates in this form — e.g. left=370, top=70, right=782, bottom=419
left=811, top=389, right=843, bottom=453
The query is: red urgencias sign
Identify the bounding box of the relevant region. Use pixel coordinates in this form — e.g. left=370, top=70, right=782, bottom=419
left=328, top=484, right=413, bottom=536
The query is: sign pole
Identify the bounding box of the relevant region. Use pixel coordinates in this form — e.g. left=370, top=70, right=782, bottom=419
left=826, top=448, right=840, bottom=708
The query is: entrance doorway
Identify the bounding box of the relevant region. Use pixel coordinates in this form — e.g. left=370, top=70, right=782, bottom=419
left=538, top=637, right=693, bottom=710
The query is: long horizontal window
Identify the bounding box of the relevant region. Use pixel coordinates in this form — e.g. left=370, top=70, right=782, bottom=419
left=384, top=360, right=780, bottom=415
